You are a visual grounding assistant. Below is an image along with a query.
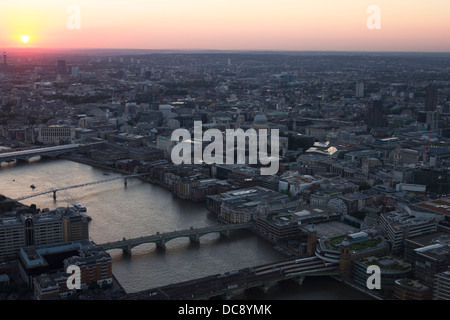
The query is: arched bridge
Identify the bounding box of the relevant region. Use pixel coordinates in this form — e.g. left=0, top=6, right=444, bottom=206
left=0, top=144, right=80, bottom=162
left=98, top=222, right=256, bottom=254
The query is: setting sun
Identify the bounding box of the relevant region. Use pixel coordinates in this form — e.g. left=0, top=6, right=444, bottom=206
left=20, top=35, right=30, bottom=44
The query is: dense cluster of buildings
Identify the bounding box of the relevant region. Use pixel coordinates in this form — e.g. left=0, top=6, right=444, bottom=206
left=1, top=51, right=450, bottom=299
left=0, top=199, right=114, bottom=300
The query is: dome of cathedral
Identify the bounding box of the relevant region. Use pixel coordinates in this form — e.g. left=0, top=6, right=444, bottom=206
left=253, top=114, right=268, bottom=128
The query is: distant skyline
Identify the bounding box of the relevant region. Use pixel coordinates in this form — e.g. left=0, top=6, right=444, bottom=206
left=1, top=0, right=449, bottom=52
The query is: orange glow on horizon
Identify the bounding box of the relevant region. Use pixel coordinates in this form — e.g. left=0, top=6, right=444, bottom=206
left=0, top=0, right=449, bottom=52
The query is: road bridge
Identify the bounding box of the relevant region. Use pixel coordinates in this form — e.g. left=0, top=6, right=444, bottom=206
left=98, top=222, right=256, bottom=253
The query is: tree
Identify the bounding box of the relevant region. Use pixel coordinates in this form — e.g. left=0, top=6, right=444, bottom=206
left=280, top=189, right=292, bottom=198
left=359, top=182, right=371, bottom=191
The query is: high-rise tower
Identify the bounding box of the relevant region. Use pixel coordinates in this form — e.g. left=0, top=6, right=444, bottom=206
left=365, top=100, right=388, bottom=128
left=355, top=82, right=364, bottom=98
left=2, top=51, right=6, bottom=64
left=57, top=60, right=67, bottom=75
left=425, top=84, right=438, bottom=112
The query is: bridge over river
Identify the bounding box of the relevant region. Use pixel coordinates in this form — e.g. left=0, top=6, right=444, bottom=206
left=98, top=222, right=256, bottom=253
left=3, top=173, right=151, bottom=202
left=122, top=256, right=340, bottom=300
left=0, top=144, right=80, bottom=162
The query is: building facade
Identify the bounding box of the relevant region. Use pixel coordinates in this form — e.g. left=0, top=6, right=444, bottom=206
left=0, top=207, right=90, bottom=259
left=433, top=267, right=450, bottom=300
left=37, top=125, right=76, bottom=144
left=63, top=246, right=113, bottom=290
left=379, top=211, right=438, bottom=255
left=394, top=279, right=432, bottom=300
left=352, top=256, right=411, bottom=292
left=413, top=243, right=450, bottom=288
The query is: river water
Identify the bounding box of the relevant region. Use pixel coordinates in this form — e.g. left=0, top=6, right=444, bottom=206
left=0, top=158, right=372, bottom=299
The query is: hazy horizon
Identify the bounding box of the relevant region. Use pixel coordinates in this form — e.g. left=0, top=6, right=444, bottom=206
left=1, top=1, right=449, bottom=53
left=3, top=47, right=450, bottom=55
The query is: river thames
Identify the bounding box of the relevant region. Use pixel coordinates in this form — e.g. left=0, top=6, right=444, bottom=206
left=0, top=158, right=372, bottom=299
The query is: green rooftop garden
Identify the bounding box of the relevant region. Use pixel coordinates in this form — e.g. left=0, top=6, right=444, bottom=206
left=325, top=235, right=384, bottom=252
left=328, top=234, right=347, bottom=247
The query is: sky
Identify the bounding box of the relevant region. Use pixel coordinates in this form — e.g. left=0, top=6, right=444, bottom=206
left=0, top=0, right=449, bottom=52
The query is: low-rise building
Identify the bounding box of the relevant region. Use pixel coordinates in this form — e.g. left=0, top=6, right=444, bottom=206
left=207, top=186, right=301, bottom=223
left=413, top=243, right=450, bottom=288
left=33, top=271, right=71, bottom=300
left=394, top=279, right=432, bottom=300
left=0, top=274, right=10, bottom=287
left=353, top=255, right=412, bottom=293
left=338, top=192, right=373, bottom=214
left=18, top=240, right=112, bottom=299
left=379, top=211, right=438, bottom=255
left=404, top=232, right=450, bottom=263
left=433, top=267, right=450, bottom=300
left=344, top=149, right=381, bottom=163
left=0, top=207, right=90, bottom=259
left=278, top=172, right=322, bottom=197
left=256, top=205, right=340, bottom=245
left=37, top=125, right=75, bottom=144
left=315, top=230, right=390, bottom=264
left=411, top=197, right=450, bottom=221
left=63, top=246, right=113, bottom=290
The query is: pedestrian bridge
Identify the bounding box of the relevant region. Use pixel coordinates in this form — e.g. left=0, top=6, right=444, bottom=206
left=8, top=173, right=150, bottom=202
left=98, top=222, right=256, bottom=254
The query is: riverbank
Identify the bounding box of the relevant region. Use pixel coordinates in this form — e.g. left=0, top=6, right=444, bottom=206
left=332, top=276, right=384, bottom=300
left=59, top=155, right=378, bottom=300
left=62, top=155, right=132, bottom=175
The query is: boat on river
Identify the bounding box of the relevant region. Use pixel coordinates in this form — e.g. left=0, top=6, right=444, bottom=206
left=73, top=203, right=87, bottom=212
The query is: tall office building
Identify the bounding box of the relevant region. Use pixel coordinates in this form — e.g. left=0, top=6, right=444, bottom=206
left=71, top=66, right=80, bottom=77
left=355, top=82, right=364, bottom=98
left=57, top=60, right=67, bottom=75
left=365, top=100, right=388, bottom=128
left=1, top=51, right=7, bottom=72
left=425, top=84, right=438, bottom=111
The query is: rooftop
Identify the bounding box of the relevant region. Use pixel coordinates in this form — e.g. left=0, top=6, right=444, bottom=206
left=395, top=278, right=429, bottom=290
left=415, top=197, right=450, bottom=216
left=360, top=255, right=411, bottom=272
left=381, top=211, right=437, bottom=228
left=265, top=205, right=337, bottom=225
left=406, top=232, right=450, bottom=247
left=0, top=274, right=9, bottom=282
left=414, top=243, right=450, bottom=259
left=313, top=220, right=358, bottom=239
left=324, top=231, right=386, bottom=252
